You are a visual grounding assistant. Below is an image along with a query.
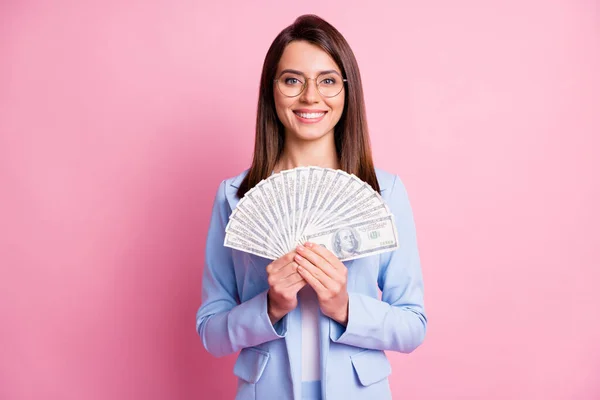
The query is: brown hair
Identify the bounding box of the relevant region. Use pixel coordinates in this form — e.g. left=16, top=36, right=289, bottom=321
left=237, top=14, right=380, bottom=198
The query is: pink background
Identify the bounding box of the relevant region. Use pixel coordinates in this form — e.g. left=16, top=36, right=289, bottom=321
left=1, top=1, right=599, bottom=399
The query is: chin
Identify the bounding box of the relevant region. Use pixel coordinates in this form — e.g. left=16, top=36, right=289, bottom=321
left=288, top=126, right=334, bottom=142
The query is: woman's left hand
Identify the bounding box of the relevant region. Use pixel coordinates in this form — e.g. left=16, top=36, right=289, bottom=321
left=294, top=242, right=349, bottom=326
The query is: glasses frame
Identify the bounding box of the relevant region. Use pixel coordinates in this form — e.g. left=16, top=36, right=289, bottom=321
left=274, top=71, right=348, bottom=98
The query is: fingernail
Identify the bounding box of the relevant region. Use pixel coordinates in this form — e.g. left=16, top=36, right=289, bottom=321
left=296, top=244, right=305, bottom=252
left=305, top=242, right=313, bottom=248
left=294, top=254, right=304, bottom=261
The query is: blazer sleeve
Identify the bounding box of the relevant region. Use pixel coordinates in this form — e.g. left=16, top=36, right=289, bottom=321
left=195, top=181, right=288, bottom=358
left=330, top=175, right=427, bottom=353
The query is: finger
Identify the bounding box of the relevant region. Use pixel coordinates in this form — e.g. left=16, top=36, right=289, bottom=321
left=287, top=278, right=307, bottom=294
left=277, top=262, right=300, bottom=281
left=294, top=254, right=334, bottom=290
left=283, top=272, right=305, bottom=288
left=296, top=263, right=327, bottom=294
left=271, top=261, right=299, bottom=279
left=305, top=242, right=344, bottom=271
left=296, top=245, right=339, bottom=280
left=267, top=252, right=296, bottom=273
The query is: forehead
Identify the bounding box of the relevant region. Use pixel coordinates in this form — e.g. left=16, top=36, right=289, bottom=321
left=277, top=40, right=341, bottom=75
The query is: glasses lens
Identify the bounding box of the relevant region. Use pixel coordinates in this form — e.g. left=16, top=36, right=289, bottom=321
left=317, top=72, right=344, bottom=97
left=277, top=73, right=305, bottom=97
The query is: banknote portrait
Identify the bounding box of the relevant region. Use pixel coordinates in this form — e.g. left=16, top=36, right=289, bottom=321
left=332, top=227, right=361, bottom=258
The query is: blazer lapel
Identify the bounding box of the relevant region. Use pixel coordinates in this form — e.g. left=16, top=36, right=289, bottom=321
left=225, top=170, right=248, bottom=211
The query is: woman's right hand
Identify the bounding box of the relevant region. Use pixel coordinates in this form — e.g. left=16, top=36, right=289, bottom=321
left=266, top=251, right=306, bottom=324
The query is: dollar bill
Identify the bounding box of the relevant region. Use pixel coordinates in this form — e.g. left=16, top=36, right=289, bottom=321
left=270, top=174, right=292, bottom=251
left=281, top=169, right=297, bottom=249
left=224, top=232, right=277, bottom=260
left=302, top=168, right=336, bottom=236
left=317, top=191, right=385, bottom=229
left=310, top=170, right=348, bottom=225
left=294, top=167, right=309, bottom=244
left=304, top=215, right=399, bottom=261
left=227, top=207, right=285, bottom=255
left=297, top=167, right=323, bottom=244
left=321, top=203, right=390, bottom=231
left=315, top=179, right=373, bottom=227
left=243, top=183, right=288, bottom=252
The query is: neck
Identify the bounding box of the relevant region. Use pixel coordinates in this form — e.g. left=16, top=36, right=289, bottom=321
left=275, top=132, right=339, bottom=172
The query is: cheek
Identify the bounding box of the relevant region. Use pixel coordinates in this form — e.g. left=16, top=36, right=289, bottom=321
left=329, top=98, right=345, bottom=124
left=274, top=92, right=293, bottom=122
left=328, top=95, right=345, bottom=112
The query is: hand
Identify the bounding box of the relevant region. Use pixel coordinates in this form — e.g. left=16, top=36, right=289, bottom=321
left=294, top=242, right=349, bottom=325
left=266, top=251, right=307, bottom=324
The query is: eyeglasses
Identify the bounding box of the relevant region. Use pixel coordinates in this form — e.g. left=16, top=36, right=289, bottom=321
left=274, top=70, right=347, bottom=98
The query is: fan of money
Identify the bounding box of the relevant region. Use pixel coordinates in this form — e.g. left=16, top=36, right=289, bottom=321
left=224, top=167, right=399, bottom=262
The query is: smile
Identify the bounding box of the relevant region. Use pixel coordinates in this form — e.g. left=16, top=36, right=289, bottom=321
left=294, top=111, right=325, bottom=119
left=293, top=110, right=327, bottom=123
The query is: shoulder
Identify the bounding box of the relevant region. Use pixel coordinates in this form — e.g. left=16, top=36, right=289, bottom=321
left=211, top=169, right=249, bottom=213
left=375, top=167, right=412, bottom=213
left=223, top=168, right=249, bottom=190
left=374, top=167, right=404, bottom=194
left=213, top=168, right=249, bottom=196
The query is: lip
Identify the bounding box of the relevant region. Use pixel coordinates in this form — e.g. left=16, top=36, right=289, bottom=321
left=293, top=109, right=328, bottom=124
left=293, top=109, right=328, bottom=113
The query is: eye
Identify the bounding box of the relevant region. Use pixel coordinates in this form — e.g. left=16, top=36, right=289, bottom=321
left=320, top=77, right=336, bottom=85
left=283, top=76, right=304, bottom=85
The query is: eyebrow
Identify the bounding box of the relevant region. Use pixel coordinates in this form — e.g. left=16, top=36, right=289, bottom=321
left=279, top=69, right=341, bottom=76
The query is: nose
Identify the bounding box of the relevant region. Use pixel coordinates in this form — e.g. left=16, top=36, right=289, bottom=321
left=299, top=78, right=320, bottom=103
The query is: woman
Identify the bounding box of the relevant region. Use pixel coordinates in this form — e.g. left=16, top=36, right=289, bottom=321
left=196, top=14, right=427, bottom=400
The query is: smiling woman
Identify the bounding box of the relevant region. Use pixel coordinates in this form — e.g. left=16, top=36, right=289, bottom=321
left=196, top=14, right=427, bottom=400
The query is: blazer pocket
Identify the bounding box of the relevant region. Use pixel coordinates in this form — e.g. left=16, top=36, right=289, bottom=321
left=233, top=347, right=270, bottom=384
left=350, top=349, right=392, bottom=386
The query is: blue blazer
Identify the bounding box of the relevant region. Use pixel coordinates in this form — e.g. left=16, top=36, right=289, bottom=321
left=196, top=168, right=427, bottom=400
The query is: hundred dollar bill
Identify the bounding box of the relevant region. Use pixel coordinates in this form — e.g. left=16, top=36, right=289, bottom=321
left=297, top=167, right=323, bottom=243
left=302, top=168, right=336, bottom=236
left=226, top=207, right=285, bottom=256
left=270, top=173, right=292, bottom=251
left=224, top=232, right=277, bottom=260
left=310, top=170, right=351, bottom=227
left=225, top=224, right=280, bottom=258
left=316, top=180, right=374, bottom=228
left=281, top=169, right=297, bottom=249
left=321, top=203, right=390, bottom=231
left=235, top=185, right=288, bottom=254
left=243, top=185, right=287, bottom=253
left=318, top=191, right=385, bottom=229
left=256, top=180, right=289, bottom=251
left=294, top=167, right=309, bottom=243
left=304, top=214, right=399, bottom=262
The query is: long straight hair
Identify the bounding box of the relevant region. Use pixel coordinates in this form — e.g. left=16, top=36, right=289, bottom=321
left=237, top=14, right=380, bottom=198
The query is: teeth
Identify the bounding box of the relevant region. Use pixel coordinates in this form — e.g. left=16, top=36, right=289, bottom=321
left=296, top=112, right=325, bottom=119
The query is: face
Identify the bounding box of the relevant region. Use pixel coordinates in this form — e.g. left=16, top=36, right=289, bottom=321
left=274, top=40, right=345, bottom=142
left=339, top=229, right=356, bottom=252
